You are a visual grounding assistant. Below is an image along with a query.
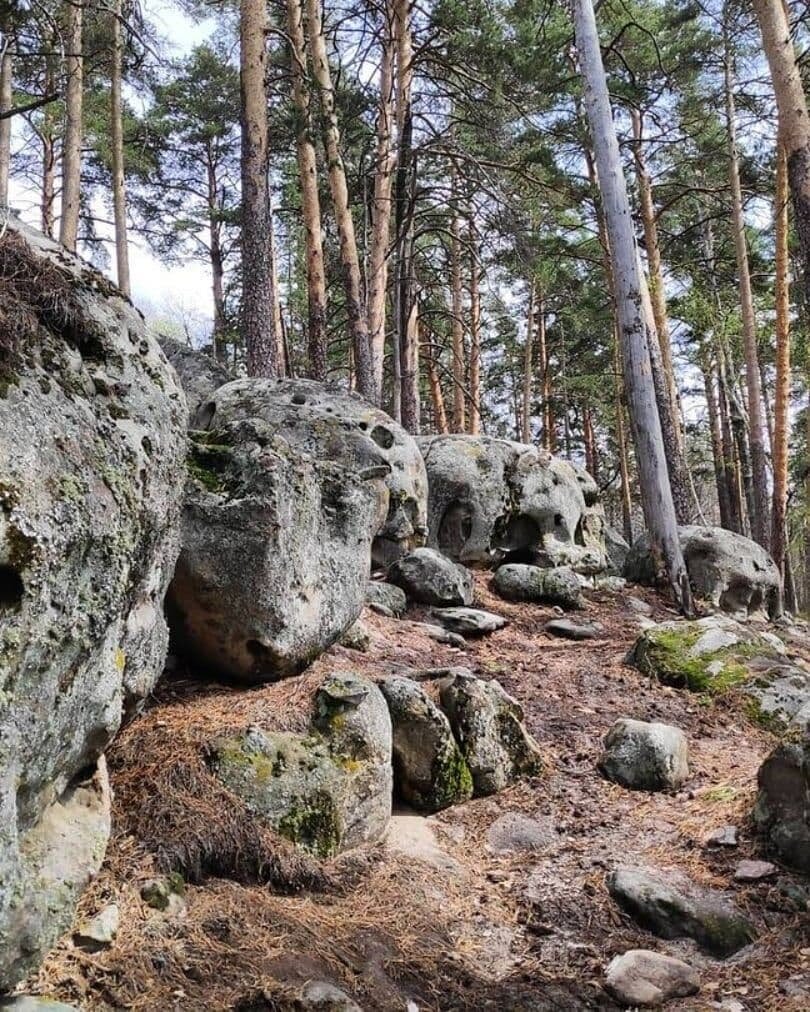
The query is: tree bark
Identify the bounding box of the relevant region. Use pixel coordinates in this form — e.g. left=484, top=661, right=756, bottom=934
left=450, top=164, right=466, bottom=432
left=423, top=328, right=448, bottom=433
left=286, top=0, right=327, bottom=381
left=467, top=215, right=481, bottom=434
left=772, top=140, right=790, bottom=609
left=572, top=0, right=692, bottom=613
left=724, top=25, right=770, bottom=548
left=110, top=0, right=130, bottom=296
left=702, top=353, right=733, bottom=529
left=206, top=148, right=228, bottom=363
left=60, top=0, right=83, bottom=252
left=538, top=290, right=553, bottom=450
left=306, top=0, right=374, bottom=398
left=0, top=40, right=12, bottom=208
left=613, top=333, right=634, bottom=544
left=521, top=279, right=534, bottom=443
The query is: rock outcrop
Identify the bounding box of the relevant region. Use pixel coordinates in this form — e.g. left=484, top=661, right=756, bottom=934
left=624, top=525, right=781, bottom=619
left=193, top=377, right=428, bottom=567
left=159, top=335, right=230, bottom=419
left=417, top=434, right=606, bottom=573
left=753, top=739, right=810, bottom=874
left=388, top=547, right=474, bottom=606
left=0, top=220, right=186, bottom=990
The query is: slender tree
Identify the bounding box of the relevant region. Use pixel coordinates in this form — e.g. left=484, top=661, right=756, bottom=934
left=60, top=0, right=83, bottom=251
left=771, top=140, right=790, bottom=608
left=110, top=0, right=130, bottom=295
left=0, top=38, right=12, bottom=208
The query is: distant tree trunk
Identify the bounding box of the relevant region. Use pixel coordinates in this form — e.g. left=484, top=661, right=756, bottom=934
left=805, top=395, right=810, bottom=608
left=702, top=353, right=733, bottom=528
left=110, top=0, right=130, bottom=296
left=751, top=0, right=810, bottom=302
left=268, top=203, right=285, bottom=376
left=613, top=333, right=633, bottom=544
left=715, top=347, right=742, bottom=532
left=306, top=0, right=374, bottom=398
left=0, top=41, right=12, bottom=207
left=521, top=280, right=534, bottom=443
left=39, top=40, right=56, bottom=236
left=467, top=216, right=482, bottom=434
left=286, top=0, right=327, bottom=380
left=206, top=149, right=228, bottom=362
left=583, top=404, right=598, bottom=481
left=60, top=0, right=83, bottom=252
left=760, top=355, right=775, bottom=456
left=450, top=165, right=466, bottom=432
left=368, top=0, right=395, bottom=399
left=772, top=141, right=790, bottom=608
left=724, top=26, right=770, bottom=548
left=422, top=327, right=448, bottom=433
left=538, top=291, right=553, bottom=450
left=572, top=0, right=692, bottom=613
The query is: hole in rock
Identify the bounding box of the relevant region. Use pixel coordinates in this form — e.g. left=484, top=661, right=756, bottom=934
left=196, top=400, right=216, bottom=429
left=438, top=501, right=473, bottom=557
left=291, top=393, right=307, bottom=405
left=492, top=514, right=542, bottom=553
left=371, top=424, right=395, bottom=449
left=0, top=564, right=24, bottom=610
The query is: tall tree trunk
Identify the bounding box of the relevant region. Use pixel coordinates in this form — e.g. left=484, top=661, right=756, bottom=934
left=751, top=0, right=810, bottom=302
left=450, top=165, right=466, bottom=432
left=583, top=404, right=598, bottom=481
left=60, top=0, right=83, bottom=252
left=110, top=0, right=130, bottom=296
left=207, top=149, right=228, bottom=362
left=400, top=296, right=420, bottom=432
left=467, top=216, right=481, bottom=434
left=717, top=343, right=745, bottom=532
left=40, top=40, right=56, bottom=236
left=772, top=140, right=790, bottom=609
left=724, top=22, right=770, bottom=547
left=368, top=0, right=395, bottom=398
left=269, top=202, right=285, bottom=376
left=613, top=333, right=634, bottom=544
left=0, top=40, right=12, bottom=208
left=538, top=291, right=553, bottom=450
left=572, top=0, right=692, bottom=613
left=702, top=353, right=733, bottom=528
left=423, top=328, right=449, bottom=433
left=286, top=0, right=327, bottom=380
left=521, top=279, right=534, bottom=443
left=306, top=0, right=374, bottom=398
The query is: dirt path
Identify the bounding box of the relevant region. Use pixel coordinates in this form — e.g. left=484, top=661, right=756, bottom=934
left=32, top=579, right=810, bottom=1010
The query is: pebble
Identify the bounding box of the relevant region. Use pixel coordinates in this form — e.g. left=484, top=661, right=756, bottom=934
left=706, top=825, right=738, bottom=848
left=734, top=859, right=777, bottom=882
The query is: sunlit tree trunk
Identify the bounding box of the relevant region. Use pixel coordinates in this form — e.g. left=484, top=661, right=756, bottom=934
left=572, top=0, right=692, bottom=613
left=467, top=217, right=481, bottom=434
left=422, top=326, right=449, bottom=434
left=286, top=0, right=327, bottom=380
left=206, top=148, right=228, bottom=363
left=450, top=165, right=466, bottom=432
left=772, top=141, right=790, bottom=609
left=0, top=40, right=12, bottom=207
left=521, top=279, right=534, bottom=443
left=701, top=352, right=733, bottom=529
left=306, top=0, right=374, bottom=398
left=110, top=0, right=130, bottom=295
left=613, top=333, right=633, bottom=545
left=538, top=291, right=553, bottom=450
left=60, top=0, right=83, bottom=252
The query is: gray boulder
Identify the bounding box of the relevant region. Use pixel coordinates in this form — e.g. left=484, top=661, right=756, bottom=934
left=159, top=335, right=230, bottom=419
left=624, top=525, right=781, bottom=620
left=439, top=672, right=542, bottom=795
left=492, top=564, right=581, bottom=608
left=753, top=739, right=810, bottom=874
left=380, top=676, right=473, bottom=812
left=388, top=547, right=473, bottom=606
left=417, top=434, right=606, bottom=573
left=605, top=949, right=699, bottom=1007
left=0, top=220, right=186, bottom=990
left=605, top=526, right=631, bottom=575
left=544, top=618, right=601, bottom=640
left=607, top=866, right=756, bottom=958
left=209, top=674, right=392, bottom=857
left=366, top=580, right=407, bottom=617
left=430, top=607, right=507, bottom=636
left=193, top=377, right=427, bottom=568
left=598, top=719, right=689, bottom=791
left=168, top=415, right=385, bottom=683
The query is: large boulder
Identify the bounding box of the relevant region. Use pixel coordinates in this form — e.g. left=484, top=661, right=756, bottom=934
left=416, top=434, right=606, bottom=573
left=598, top=718, right=689, bottom=792
left=168, top=415, right=385, bottom=683
left=624, top=525, right=781, bottom=620
left=209, top=674, right=392, bottom=857
left=159, top=335, right=230, bottom=419
left=193, top=377, right=428, bottom=568
left=0, top=221, right=186, bottom=990
left=604, top=526, right=631, bottom=575
left=753, top=739, right=810, bottom=874
left=605, top=949, right=700, bottom=1007
left=492, top=564, right=581, bottom=608
left=388, top=547, right=474, bottom=606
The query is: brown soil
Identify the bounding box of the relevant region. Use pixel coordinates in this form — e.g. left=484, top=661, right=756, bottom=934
left=29, top=577, right=810, bottom=1010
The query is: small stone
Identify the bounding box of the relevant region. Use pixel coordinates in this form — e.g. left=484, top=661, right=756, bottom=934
left=734, top=859, right=777, bottom=882
left=486, top=812, right=556, bottom=854
left=417, top=623, right=467, bottom=649
left=340, top=620, right=371, bottom=652
left=365, top=580, right=407, bottom=617
left=299, top=980, right=363, bottom=1011
left=706, top=825, right=738, bottom=848
left=544, top=618, right=600, bottom=641
left=141, top=874, right=186, bottom=914
left=598, top=719, right=689, bottom=792
left=626, top=596, right=653, bottom=617
left=605, top=949, right=700, bottom=1007
left=73, top=903, right=119, bottom=950
left=430, top=607, right=507, bottom=637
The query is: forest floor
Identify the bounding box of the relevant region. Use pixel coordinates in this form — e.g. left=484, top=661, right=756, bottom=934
left=29, top=577, right=810, bottom=1011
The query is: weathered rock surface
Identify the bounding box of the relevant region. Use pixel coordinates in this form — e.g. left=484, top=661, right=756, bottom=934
left=605, top=949, right=700, bottom=1007
left=74, top=903, right=119, bottom=950
left=605, top=526, right=631, bottom=575
left=159, top=335, right=230, bottom=419
left=486, top=812, right=555, bottom=854
left=298, top=980, right=363, bottom=1011
left=388, top=547, right=474, bottom=606
left=0, top=221, right=186, bottom=991
left=365, top=580, right=407, bottom=617
left=380, top=676, right=473, bottom=812
left=340, top=620, right=371, bottom=652
left=430, top=607, right=507, bottom=637
left=417, top=434, right=606, bottom=573
left=598, top=719, right=689, bottom=792
left=193, top=377, right=428, bottom=567
left=624, top=525, right=781, bottom=620
left=607, top=866, right=756, bottom=957
left=209, top=674, right=392, bottom=857
left=734, top=860, right=776, bottom=882
left=439, top=672, right=542, bottom=795
left=544, top=618, right=601, bottom=641
left=492, top=564, right=581, bottom=609
left=753, top=739, right=810, bottom=874
left=0, top=1000, right=79, bottom=1011
left=168, top=405, right=386, bottom=683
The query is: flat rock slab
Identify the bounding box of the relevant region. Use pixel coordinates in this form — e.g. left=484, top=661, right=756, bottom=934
left=412, top=622, right=467, bottom=649
left=706, top=825, right=738, bottom=848
left=607, top=866, right=756, bottom=958
left=544, top=618, right=601, bottom=641
left=486, top=812, right=556, bottom=854
left=734, top=860, right=777, bottom=882
left=386, top=813, right=463, bottom=876
left=605, top=949, right=700, bottom=1007
left=431, top=608, right=507, bottom=637
left=0, top=1002, right=80, bottom=1011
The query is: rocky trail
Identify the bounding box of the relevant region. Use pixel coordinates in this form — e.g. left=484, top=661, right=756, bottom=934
left=28, top=577, right=810, bottom=1011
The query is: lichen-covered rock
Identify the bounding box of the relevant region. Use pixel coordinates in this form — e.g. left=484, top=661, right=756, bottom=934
left=365, top=580, right=407, bottom=617
left=439, top=672, right=542, bottom=795
left=388, top=547, right=473, bottom=606
left=605, top=949, right=700, bottom=1007
left=623, top=525, right=781, bottom=620
left=753, top=739, right=810, bottom=874
left=209, top=675, right=392, bottom=857
left=605, top=526, right=631, bottom=575
left=430, top=607, right=507, bottom=637
left=193, top=377, right=427, bottom=568
left=340, top=619, right=371, bottom=652
left=159, top=335, right=230, bottom=419
left=168, top=416, right=385, bottom=683
left=0, top=220, right=186, bottom=990
left=598, top=719, right=689, bottom=791
left=417, top=434, right=606, bottom=573
left=492, top=564, right=581, bottom=608
left=380, top=676, right=473, bottom=812
left=607, top=866, right=756, bottom=958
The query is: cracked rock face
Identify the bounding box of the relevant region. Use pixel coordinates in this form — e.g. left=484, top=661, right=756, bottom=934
left=0, top=220, right=186, bottom=990
left=416, top=434, right=606, bottom=573
left=192, top=377, right=428, bottom=568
